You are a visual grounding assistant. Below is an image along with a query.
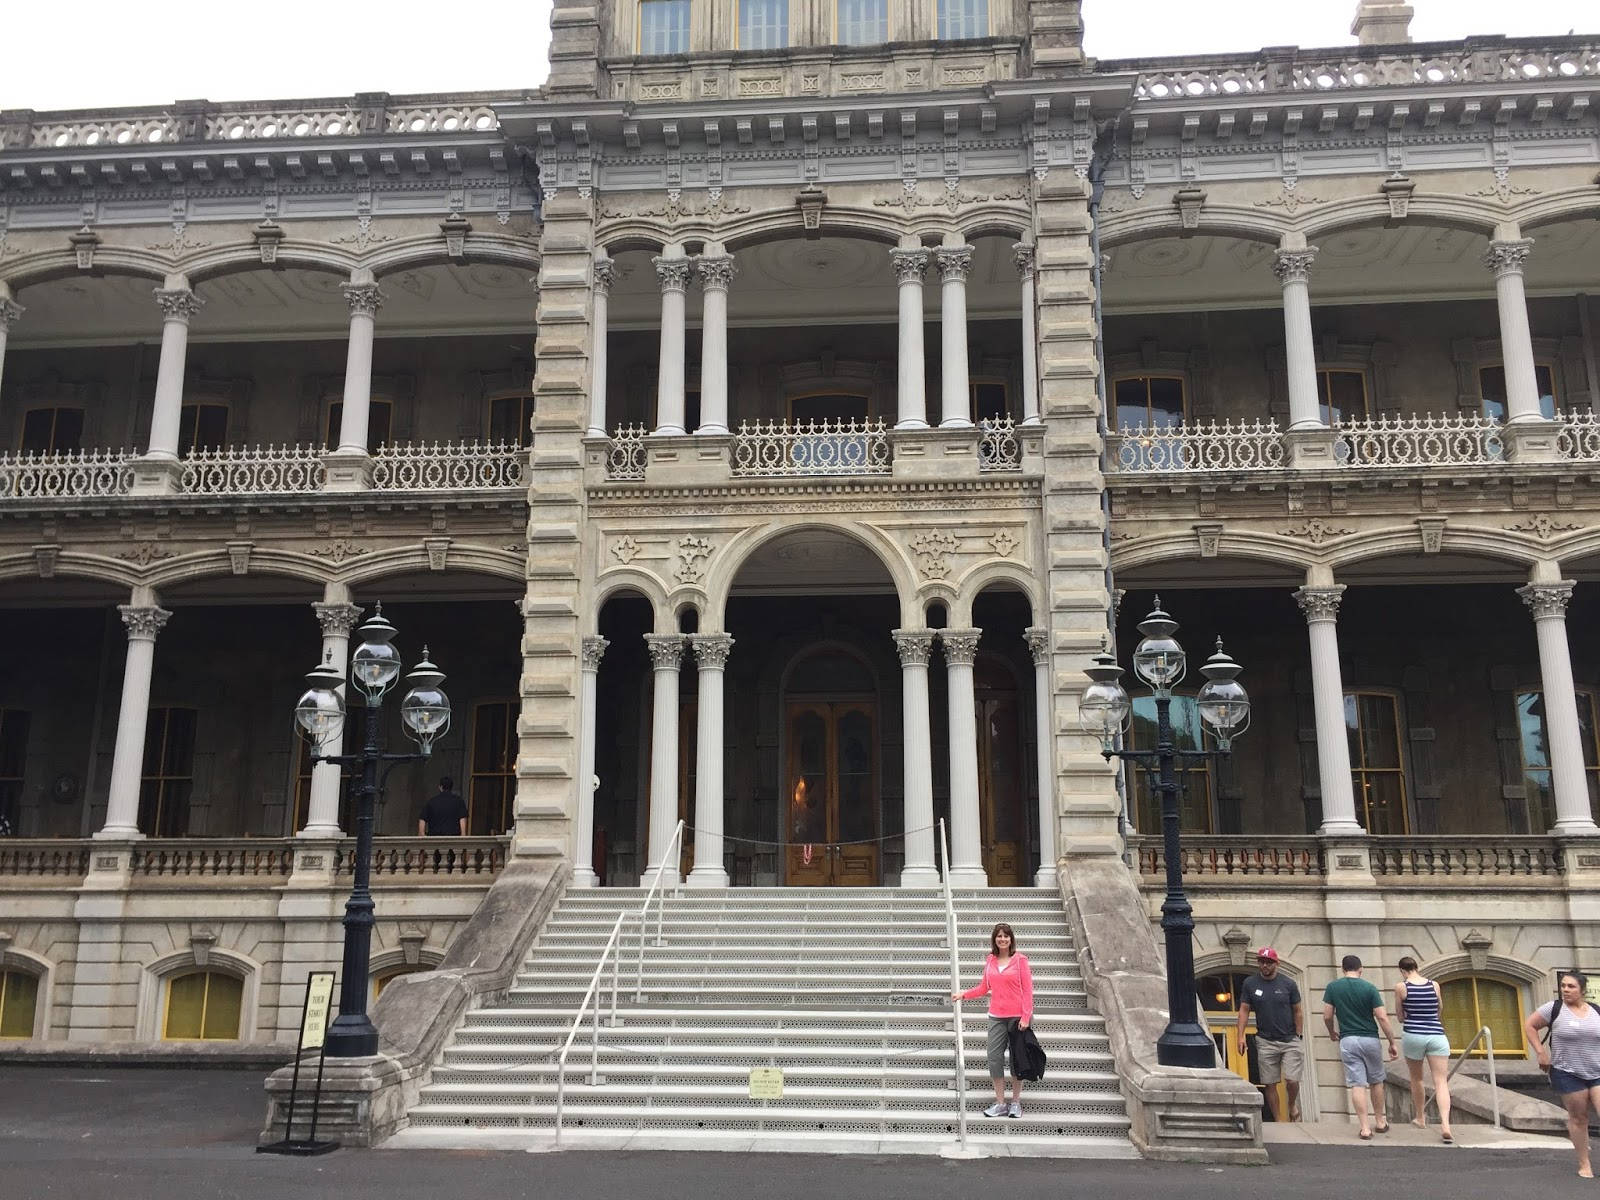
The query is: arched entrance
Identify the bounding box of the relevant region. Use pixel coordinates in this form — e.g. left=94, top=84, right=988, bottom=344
left=783, top=647, right=880, bottom=886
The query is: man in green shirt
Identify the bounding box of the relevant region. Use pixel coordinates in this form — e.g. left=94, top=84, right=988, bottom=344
left=1323, top=954, right=1400, bottom=1139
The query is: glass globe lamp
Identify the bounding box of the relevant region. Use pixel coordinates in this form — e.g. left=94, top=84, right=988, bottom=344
left=1196, top=638, right=1251, bottom=750
left=1133, top=598, right=1186, bottom=692
left=294, top=657, right=346, bottom=755
left=1079, top=651, right=1132, bottom=753
left=350, top=604, right=403, bottom=704
left=400, top=649, right=451, bottom=756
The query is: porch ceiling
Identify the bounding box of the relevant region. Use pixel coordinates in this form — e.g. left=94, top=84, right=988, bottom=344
left=728, top=529, right=897, bottom=596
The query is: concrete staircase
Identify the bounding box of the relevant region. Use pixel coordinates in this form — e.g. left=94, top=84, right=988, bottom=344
left=391, top=887, right=1134, bottom=1157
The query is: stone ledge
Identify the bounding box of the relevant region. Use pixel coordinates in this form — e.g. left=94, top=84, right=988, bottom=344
left=0, top=1041, right=294, bottom=1068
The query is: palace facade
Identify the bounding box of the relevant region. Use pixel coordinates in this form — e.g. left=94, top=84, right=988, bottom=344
left=2, top=0, right=1599, bottom=1146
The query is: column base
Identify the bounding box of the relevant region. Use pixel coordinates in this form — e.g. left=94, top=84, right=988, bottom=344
left=297, top=823, right=343, bottom=838
left=899, top=865, right=941, bottom=887
left=638, top=865, right=681, bottom=889
left=92, top=825, right=143, bottom=840
left=1283, top=427, right=1339, bottom=469
left=938, top=417, right=975, bottom=430
left=693, top=424, right=729, bottom=437
left=128, top=455, right=181, bottom=496
left=687, top=865, right=730, bottom=888
left=570, top=867, right=600, bottom=888
left=322, top=450, right=373, bottom=491
left=1317, top=819, right=1366, bottom=837
left=1503, top=419, right=1562, bottom=464
left=894, top=417, right=930, bottom=431
left=649, top=425, right=686, bottom=437
left=1033, top=865, right=1059, bottom=889
left=1552, top=818, right=1600, bottom=837
left=946, top=865, right=989, bottom=888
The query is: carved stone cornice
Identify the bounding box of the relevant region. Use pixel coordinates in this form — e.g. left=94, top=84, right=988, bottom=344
left=653, top=256, right=693, bottom=294
left=580, top=634, right=610, bottom=671
left=593, top=257, right=617, bottom=295
left=1271, top=248, right=1318, bottom=286
left=940, top=627, right=981, bottom=666
left=341, top=282, right=384, bottom=318
left=1484, top=239, right=1534, bottom=278
left=1012, top=242, right=1036, bottom=280
left=313, top=602, right=363, bottom=640
left=889, top=247, right=929, bottom=285
left=644, top=633, right=685, bottom=670
left=1024, top=626, right=1050, bottom=666
left=0, top=298, right=23, bottom=332
left=1518, top=580, right=1575, bottom=621
left=119, top=604, right=172, bottom=641
left=1293, top=585, right=1345, bottom=624
left=153, top=288, right=202, bottom=322
left=934, top=246, right=974, bottom=285
left=694, top=255, right=738, bottom=291
left=689, top=632, right=735, bottom=670
left=892, top=628, right=935, bottom=667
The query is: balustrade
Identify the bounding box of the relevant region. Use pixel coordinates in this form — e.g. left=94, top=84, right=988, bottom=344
left=1333, top=413, right=1504, bottom=468
left=371, top=439, right=527, bottom=491
left=180, top=444, right=325, bottom=495
left=129, top=840, right=296, bottom=879
left=1130, top=833, right=1568, bottom=881
left=0, top=840, right=92, bottom=879
left=1130, top=835, right=1326, bottom=878
left=978, top=416, right=1022, bottom=472
left=0, top=448, right=135, bottom=498
left=338, top=836, right=508, bottom=878
left=731, top=419, right=892, bottom=477
left=1109, top=419, right=1286, bottom=473
left=1369, top=836, right=1564, bottom=878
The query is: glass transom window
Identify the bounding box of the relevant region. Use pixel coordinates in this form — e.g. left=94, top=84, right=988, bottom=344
left=739, top=0, right=788, bottom=49
left=837, top=0, right=887, bottom=44
left=639, top=0, right=690, bottom=54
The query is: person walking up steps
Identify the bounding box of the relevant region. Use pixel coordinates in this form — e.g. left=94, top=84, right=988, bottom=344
left=1323, top=954, right=1399, bottom=1140
left=1394, top=955, right=1452, bottom=1143
left=1236, top=947, right=1303, bottom=1122
left=953, top=922, right=1033, bottom=1118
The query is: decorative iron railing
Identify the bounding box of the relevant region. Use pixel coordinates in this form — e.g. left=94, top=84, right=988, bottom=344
left=730, top=418, right=892, bottom=477
left=371, top=440, right=527, bottom=491
left=1108, top=419, right=1286, bottom=473
left=1557, top=410, right=1600, bottom=460
left=978, top=416, right=1022, bottom=472
left=180, top=444, right=326, bottom=495
left=1333, top=413, right=1504, bottom=467
left=605, top=425, right=648, bottom=481
left=0, top=448, right=135, bottom=498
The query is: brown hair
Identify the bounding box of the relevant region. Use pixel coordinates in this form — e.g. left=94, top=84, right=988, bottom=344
left=990, top=923, right=1018, bottom=956
left=1398, top=956, right=1418, bottom=973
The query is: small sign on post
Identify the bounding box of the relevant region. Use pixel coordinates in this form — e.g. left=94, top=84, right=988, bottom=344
left=748, top=1067, right=784, bottom=1100
left=257, top=971, right=340, bottom=1156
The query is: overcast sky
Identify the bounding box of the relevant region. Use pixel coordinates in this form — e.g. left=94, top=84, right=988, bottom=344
left=0, top=1, right=1587, bottom=111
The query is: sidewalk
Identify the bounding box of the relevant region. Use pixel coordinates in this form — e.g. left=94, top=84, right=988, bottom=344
left=1264, top=1118, right=1569, bottom=1152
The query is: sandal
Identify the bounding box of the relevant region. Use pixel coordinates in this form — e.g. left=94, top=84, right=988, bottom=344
left=1374, top=1122, right=1390, bottom=1134
left=1441, top=1131, right=1453, bottom=1144
left=1358, top=1130, right=1373, bottom=1141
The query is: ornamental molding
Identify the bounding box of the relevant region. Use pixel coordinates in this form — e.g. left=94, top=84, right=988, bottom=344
left=146, top=227, right=212, bottom=258
left=1483, top=239, right=1534, bottom=277
left=1253, top=184, right=1325, bottom=214
left=644, top=633, right=685, bottom=670
left=119, top=604, right=173, bottom=640
left=226, top=540, right=253, bottom=575
left=600, top=190, right=750, bottom=225
left=910, top=529, right=960, bottom=579
left=1506, top=513, right=1580, bottom=539
left=309, top=538, right=368, bottom=563
left=1280, top=518, right=1351, bottom=545
left=580, top=634, right=610, bottom=671
left=1194, top=522, right=1223, bottom=558
left=313, top=602, right=363, bottom=640
left=424, top=536, right=450, bottom=571
left=940, top=628, right=981, bottom=666
left=153, top=288, right=203, bottom=322
left=674, top=534, right=714, bottom=583
left=116, top=542, right=173, bottom=566
left=330, top=216, right=394, bottom=250
left=892, top=629, right=935, bottom=667
left=1467, top=174, right=1540, bottom=205
left=1415, top=517, right=1447, bottom=555
left=611, top=535, right=641, bottom=564
left=1024, top=626, right=1050, bottom=666
left=1518, top=581, right=1575, bottom=620
left=689, top=632, right=735, bottom=670
left=986, top=529, right=1019, bottom=559
left=1293, top=586, right=1345, bottom=623
left=873, top=180, right=1028, bottom=214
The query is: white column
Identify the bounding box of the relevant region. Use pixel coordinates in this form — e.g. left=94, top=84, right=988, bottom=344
left=890, top=247, right=930, bottom=430
left=574, top=635, right=609, bottom=886
left=98, top=603, right=173, bottom=839
left=336, top=274, right=384, bottom=453
left=0, top=289, right=23, bottom=402
left=301, top=598, right=362, bottom=836
left=695, top=250, right=737, bottom=435
left=1295, top=585, right=1363, bottom=835
left=1486, top=239, right=1545, bottom=423
left=1518, top=581, right=1600, bottom=834
left=936, top=240, right=974, bottom=429
left=146, top=284, right=202, bottom=459
left=942, top=628, right=987, bottom=885
left=642, top=634, right=684, bottom=885
left=1274, top=246, right=1323, bottom=431
left=653, top=248, right=691, bottom=436
left=1014, top=243, right=1040, bottom=426
left=587, top=257, right=615, bottom=438
left=688, top=634, right=734, bottom=886
left=1025, top=627, right=1057, bottom=887
left=894, top=630, right=938, bottom=886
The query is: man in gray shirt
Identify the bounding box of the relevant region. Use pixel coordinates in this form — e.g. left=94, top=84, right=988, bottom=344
left=1236, top=946, right=1304, bottom=1122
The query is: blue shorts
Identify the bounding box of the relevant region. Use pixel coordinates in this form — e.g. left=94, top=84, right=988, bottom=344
left=1402, top=1032, right=1449, bottom=1060
left=1339, top=1036, right=1386, bottom=1087
left=1550, top=1067, right=1600, bottom=1095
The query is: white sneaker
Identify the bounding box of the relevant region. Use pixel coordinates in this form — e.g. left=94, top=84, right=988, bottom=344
left=1007, top=1101, right=1022, bottom=1118
left=983, top=1102, right=1008, bottom=1118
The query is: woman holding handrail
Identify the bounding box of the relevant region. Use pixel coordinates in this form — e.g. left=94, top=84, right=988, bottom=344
left=952, top=922, right=1033, bottom=1118
left=1527, top=970, right=1600, bottom=1179
left=1394, top=956, right=1452, bottom=1143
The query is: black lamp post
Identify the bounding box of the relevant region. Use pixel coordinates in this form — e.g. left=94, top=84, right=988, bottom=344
left=1080, top=598, right=1250, bottom=1069
left=294, top=604, right=451, bottom=1058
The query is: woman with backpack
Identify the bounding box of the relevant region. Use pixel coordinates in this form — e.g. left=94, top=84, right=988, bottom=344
left=1394, top=956, right=1452, bottom=1142
left=952, top=922, right=1033, bottom=1118
left=1527, top=970, right=1600, bottom=1178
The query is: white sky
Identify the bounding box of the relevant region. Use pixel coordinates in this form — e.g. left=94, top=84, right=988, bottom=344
left=0, top=1, right=1588, bottom=111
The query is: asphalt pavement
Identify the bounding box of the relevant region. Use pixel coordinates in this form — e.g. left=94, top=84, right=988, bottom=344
left=0, top=1066, right=1591, bottom=1200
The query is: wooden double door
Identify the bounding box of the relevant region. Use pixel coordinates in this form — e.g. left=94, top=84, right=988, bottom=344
left=785, top=701, right=879, bottom=886
left=977, top=661, right=1028, bottom=886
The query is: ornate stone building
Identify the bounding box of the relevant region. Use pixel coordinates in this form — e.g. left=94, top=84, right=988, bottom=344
left=1, top=0, right=1598, bottom=1150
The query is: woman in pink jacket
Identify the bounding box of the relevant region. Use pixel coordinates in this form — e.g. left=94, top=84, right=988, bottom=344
left=952, top=922, right=1034, bottom=1117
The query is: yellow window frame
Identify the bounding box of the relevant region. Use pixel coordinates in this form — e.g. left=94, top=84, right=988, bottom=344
left=1440, top=975, right=1525, bottom=1058
left=162, top=970, right=244, bottom=1041
left=0, top=968, right=40, bottom=1039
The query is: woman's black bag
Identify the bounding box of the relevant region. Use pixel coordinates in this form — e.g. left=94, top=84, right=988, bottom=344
left=1009, top=1024, right=1048, bottom=1082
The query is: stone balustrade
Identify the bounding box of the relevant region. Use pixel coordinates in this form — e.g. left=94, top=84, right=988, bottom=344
left=1130, top=833, right=1568, bottom=881
left=1130, top=834, right=1326, bottom=878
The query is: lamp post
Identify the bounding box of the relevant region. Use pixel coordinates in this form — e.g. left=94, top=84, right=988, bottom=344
left=294, top=604, right=451, bottom=1058
left=1080, top=598, right=1250, bottom=1069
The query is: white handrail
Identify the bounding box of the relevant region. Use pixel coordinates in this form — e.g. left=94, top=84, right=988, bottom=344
left=635, top=819, right=687, bottom=1001
left=938, top=818, right=969, bottom=1154
left=1428, top=1024, right=1499, bottom=1128
left=553, top=911, right=626, bottom=1145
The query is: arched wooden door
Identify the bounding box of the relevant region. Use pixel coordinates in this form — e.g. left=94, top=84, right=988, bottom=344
left=976, top=657, right=1028, bottom=886
left=784, top=701, right=878, bottom=885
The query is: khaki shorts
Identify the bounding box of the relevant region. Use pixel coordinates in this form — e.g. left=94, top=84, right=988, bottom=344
left=1255, top=1036, right=1304, bottom=1084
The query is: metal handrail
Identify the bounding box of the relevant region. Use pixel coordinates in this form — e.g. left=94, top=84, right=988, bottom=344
left=635, top=819, right=687, bottom=1001
left=1427, top=1024, right=1499, bottom=1128
left=553, top=911, right=626, bottom=1145
left=938, top=818, right=969, bottom=1154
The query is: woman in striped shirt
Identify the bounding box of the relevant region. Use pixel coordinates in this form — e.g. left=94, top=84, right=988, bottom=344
left=1394, top=955, right=1452, bottom=1142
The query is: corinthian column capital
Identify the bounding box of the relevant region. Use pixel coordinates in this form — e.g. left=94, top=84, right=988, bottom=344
left=1024, top=626, right=1050, bottom=666
left=313, top=602, right=363, bottom=640
left=0, top=297, right=24, bottom=331
left=934, top=246, right=973, bottom=284
left=892, top=629, right=935, bottom=667
left=1012, top=242, right=1036, bottom=280
left=1294, top=585, right=1346, bottom=624
left=119, top=604, right=173, bottom=641
left=689, top=632, right=735, bottom=670
left=1484, top=239, right=1534, bottom=278
left=1272, top=248, right=1319, bottom=286
left=341, top=282, right=384, bottom=318
left=653, top=257, right=693, bottom=294
left=580, top=634, right=610, bottom=671
left=644, top=633, right=685, bottom=670
left=694, top=255, right=738, bottom=291
left=1518, top=581, right=1575, bottom=621
left=153, top=288, right=203, bottom=322
left=940, top=627, right=982, bottom=666
left=889, top=247, right=930, bottom=285
left=593, top=256, right=617, bottom=295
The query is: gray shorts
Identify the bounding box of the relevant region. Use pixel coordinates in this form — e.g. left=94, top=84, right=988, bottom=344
left=1255, top=1037, right=1303, bottom=1084
left=986, top=1017, right=1019, bottom=1078
left=1339, top=1036, right=1386, bottom=1087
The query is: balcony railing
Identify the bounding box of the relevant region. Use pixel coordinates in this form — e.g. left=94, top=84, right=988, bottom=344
left=978, top=416, right=1023, bottom=472
left=604, top=424, right=648, bottom=481
left=0, top=448, right=134, bottom=498
left=1334, top=414, right=1504, bottom=467
left=1130, top=834, right=1565, bottom=880
left=339, top=836, right=509, bottom=877
left=180, top=444, right=326, bottom=495
left=1369, top=836, right=1564, bottom=878
left=130, top=839, right=297, bottom=878
left=1109, top=419, right=1286, bottom=473
left=731, top=419, right=892, bottom=477
left=371, top=439, right=527, bottom=491
left=1130, top=835, right=1326, bottom=878
left=0, top=839, right=93, bottom=878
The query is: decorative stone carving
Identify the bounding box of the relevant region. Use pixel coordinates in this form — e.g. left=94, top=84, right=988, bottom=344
left=1272, top=248, right=1319, bottom=286
left=1460, top=929, right=1492, bottom=973
left=644, top=634, right=684, bottom=671
left=987, top=529, right=1019, bottom=558
left=119, top=605, right=173, bottom=641
left=940, top=628, right=981, bottom=666
left=910, top=529, right=960, bottom=579
left=253, top=219, right=284, bottom=264
left=1281, top=518, right=1351, bottom=545
left=611, top=535, right=640, bottom=565
left=32, top=544, right=57, bottom=578
left=341, top=282, right=384, bottom=318
left=153, top=288, right=203, bottom=322
left=1174, top=186, right=1207, bottom=230
left=1507, top=514, right=1580, bottom=538
left=593, top=257, right=616, bottom=295
left=189, top=928, right=217, bottom=967
left=1024, top=626, right=1050, bottom=667
left=695, top=255, right=738, bottom=290
left=1484, top=239, right=1534, bottom=278
left=116, top=543, right=172, bottom=566
left=892, top=629, right=935, bottom=667
left=1294, top=586, right=1345, bottom=624
left=1415, top=518, right=1446, bottom=555
left=934, top=246, right=974, bottom=284
left=889, top=248, right=929, bottom=285
left=1194, top=522, right=1223, bottom=558
left=226, top=540, right=253, bottom=575
left=399, top=925, right=427, bottom=966
left=1381, top=174, right=1415, bottom=220
left=1011, top=242, right=1036, bottom=279
left=653, top=257, right=693, bottom=294
left=874, top=181, right=1028, bottom=214
left=424, top=536, right=450, bottom=572
left=310, top=538, right=367, bottom=563
left=796, top=185, right=827, bottom=234
left=70, top=225, right=101, bottom=271
left=689, top=632, right=735, bottom=670
left=1254, top=186, right=1325, bottom=214
left=313, top=602, right=363, bottom=640
left=580, top=635, right=609, bottom=672
left=440, top=213, right=471, bottom=258
left=674, top=535, right=713, bottom=584
left=0, top=297, right=24, bottom=331
left=1518, top=581, right=1574, bottom=620
left=1223, top=926, right=1252, bottom=967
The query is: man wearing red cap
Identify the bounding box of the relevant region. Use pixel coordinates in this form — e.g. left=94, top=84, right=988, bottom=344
left=1237, top=947, right=1304, bottom=1122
